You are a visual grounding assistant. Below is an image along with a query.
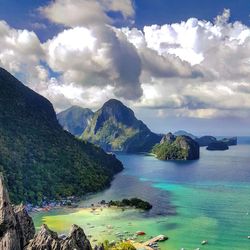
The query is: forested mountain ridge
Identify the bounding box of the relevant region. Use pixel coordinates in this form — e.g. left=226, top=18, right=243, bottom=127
left=0, top=67, right=123, bottom=204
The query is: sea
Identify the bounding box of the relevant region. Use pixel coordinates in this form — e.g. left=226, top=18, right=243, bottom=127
left=33, top=138, right=250, bottom=250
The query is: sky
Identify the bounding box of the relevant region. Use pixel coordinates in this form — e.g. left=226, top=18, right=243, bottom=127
left=0, top=0, right=250, bottom=136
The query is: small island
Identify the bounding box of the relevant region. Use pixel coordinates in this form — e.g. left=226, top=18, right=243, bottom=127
left=207, top=141, right=229, bottom=151
left=220, top=137, right=237, bottom=146
left=107, top=198, right=153, bottom=210
left=152, top=133, right=200, bottom=160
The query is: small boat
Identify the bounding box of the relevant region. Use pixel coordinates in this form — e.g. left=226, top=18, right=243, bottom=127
left=201, top=240, right=208, bottom=245
left=157, top=234, right=168, bottom=242
left=136, top=231, right=146, bottom=236
left=248, top=236, right=250, bottom=239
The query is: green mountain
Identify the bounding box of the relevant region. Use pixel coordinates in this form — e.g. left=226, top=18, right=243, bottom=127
left=57, top=106, right=94, bottom=136
left=152, top=133, right=200, bottom=160
left=81, top=99, right=161, bottom=152
left=0, top=67, right=123, bottom=204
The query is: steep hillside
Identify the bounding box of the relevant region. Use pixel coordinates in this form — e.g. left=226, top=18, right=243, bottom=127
left=57, top=106, right=93, bottom=136
left=81, top=99, right=161, bottom=152
left=0, top=67, right=123, bottom=204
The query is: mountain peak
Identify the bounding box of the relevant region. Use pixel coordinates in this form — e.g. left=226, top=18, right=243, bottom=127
left=82, top=99, right=161, bottom=152
left=102, top=99, right=124, bottom=108
left=97, top=99, right=136, bottom=127
left=57, top=106, right=94, bottom=136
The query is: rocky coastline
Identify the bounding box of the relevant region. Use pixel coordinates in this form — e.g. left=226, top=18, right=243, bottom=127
left=0, top=174, right=104, bottom=250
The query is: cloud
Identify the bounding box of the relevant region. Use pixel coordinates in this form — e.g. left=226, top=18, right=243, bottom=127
left=215, top=8, right=230, bottom=25
left=1, top=7, right=250, bottom=120
left=0, top=21, right=44, bottom=73
left=100, top=0, right=135, bottom=19
left=40, top=0, right=134, bottom=27
left=44, top=25, right=142, bottom=100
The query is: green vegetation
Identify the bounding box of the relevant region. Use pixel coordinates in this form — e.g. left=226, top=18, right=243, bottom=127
left=82, top=99, right=161, bottom=152
left=152, top=140, right=188, bottom=160
left=108, top=198, right=152, bottom=210
left=102, top=241, right=136, bottom=250
left=152, top=134, right=200, bottom=160
left=111, top=242, right=136, bottom=250
left=0, top=67, right=123, bottom=204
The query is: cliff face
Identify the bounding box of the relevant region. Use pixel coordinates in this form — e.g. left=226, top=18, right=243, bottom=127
left=0, top=175, right=35, bottom=250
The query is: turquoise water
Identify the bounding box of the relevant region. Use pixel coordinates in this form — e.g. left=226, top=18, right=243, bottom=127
left=33, top=145, right=250, bottom=249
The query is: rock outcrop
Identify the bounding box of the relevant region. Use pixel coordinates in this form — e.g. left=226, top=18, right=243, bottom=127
left=0, top=173, right=94, bottom=250
left=0, top=175, right=35, bottom=250
left=152, top=133, right=200, bottom=160
left=26, top=224, right=92, bottom=250
left=14, top=205, right=35, bottom=249
left=160, top=132, right=176, bottom=144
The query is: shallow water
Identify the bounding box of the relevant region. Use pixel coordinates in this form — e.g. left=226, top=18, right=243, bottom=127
left=33, top=145, right=250, bottom=249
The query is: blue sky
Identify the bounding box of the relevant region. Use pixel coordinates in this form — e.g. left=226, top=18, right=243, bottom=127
left=1, top=0, right=250, bottom=135
left=1, top=0, right=250, bottom=41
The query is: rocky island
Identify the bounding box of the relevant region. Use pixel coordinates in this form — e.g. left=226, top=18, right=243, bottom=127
left=108, top=198, right=153, bottom=210
left=206, top=141, right=229, bottom=151
left=195, top=135, right=237, bottom=149
left=152, top=133, right=200, bottom=160
left=195, top=136, right=217, bottom=147
left=220, top=137, right=237, bottom=146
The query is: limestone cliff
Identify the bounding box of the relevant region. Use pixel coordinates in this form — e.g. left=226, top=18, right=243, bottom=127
left=0, top=175, right=35, bottom=250
left=0, top=174, right=97, bottom=250
left=26, top=224, right=92, bottom=250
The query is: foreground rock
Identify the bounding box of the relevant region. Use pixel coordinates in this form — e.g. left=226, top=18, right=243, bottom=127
left=0, top=173, right=96, bottom=250
left=152, top=133, right=200, bottom=160
left=0, top=175, right=35, bottom=250
left=26, top=224, right=92, bottom=250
